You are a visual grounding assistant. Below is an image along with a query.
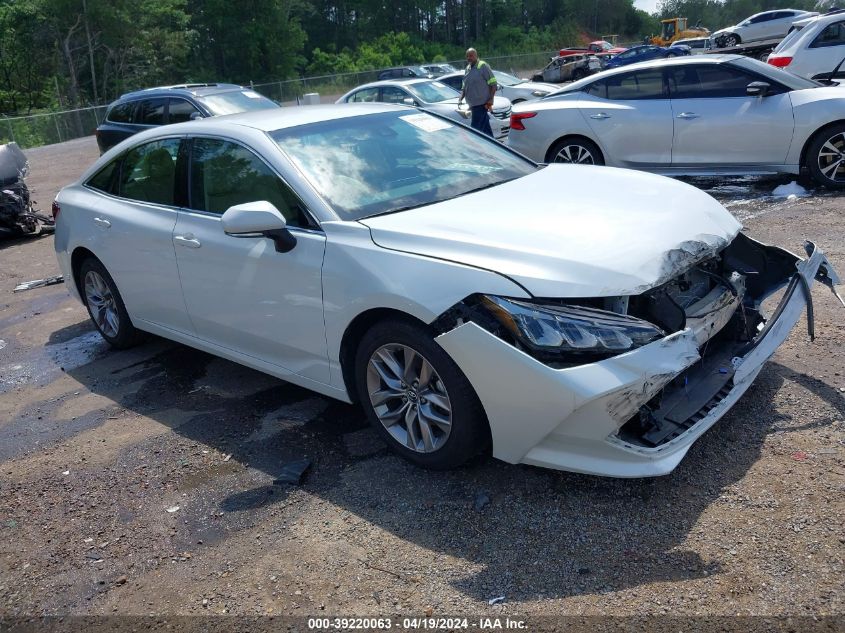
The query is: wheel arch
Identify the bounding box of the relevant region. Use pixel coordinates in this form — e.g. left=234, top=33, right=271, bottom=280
left=544, top=133, right=605, bottom=164
left=339, top=307, right=431, bottom=404
left=70, top=246, right=99, bottom=298
left=800, top=120, right=845, bottom=174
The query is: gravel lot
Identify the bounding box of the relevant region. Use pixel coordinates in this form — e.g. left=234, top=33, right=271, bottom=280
left=0, top=136, right=843, bottom=628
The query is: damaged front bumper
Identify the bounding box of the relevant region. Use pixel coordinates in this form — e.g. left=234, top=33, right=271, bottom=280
left=435, top=242, right=842, bottom=477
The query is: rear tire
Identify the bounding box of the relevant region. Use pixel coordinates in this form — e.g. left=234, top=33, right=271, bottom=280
left=806, top=123, right=845, bottom=189
left=79, top=257, right=144, bottom=349
left=548, top=137, right=604, bottom=165
left=354, top=319, right=489, bottom=470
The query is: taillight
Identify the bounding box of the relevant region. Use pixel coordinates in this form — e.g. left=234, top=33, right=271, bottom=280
left=510, top=111, right=537, bottom=131
left=768, top=56, right=793, bottom=68
left=51, top=200, right=60, bottom=220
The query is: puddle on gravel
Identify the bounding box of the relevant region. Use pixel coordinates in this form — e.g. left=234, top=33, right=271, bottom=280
left=0, top=328, right=107, bottom=394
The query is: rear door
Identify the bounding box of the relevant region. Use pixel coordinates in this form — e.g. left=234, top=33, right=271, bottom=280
left=81, top=137, right=192, bottom=332
left=667, top=63, right=795, bottom=166
left=580, top=68, right=674, bottom=167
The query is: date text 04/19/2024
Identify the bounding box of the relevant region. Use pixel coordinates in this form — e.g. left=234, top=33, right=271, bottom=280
left=307, top=617, right=528, bottom=630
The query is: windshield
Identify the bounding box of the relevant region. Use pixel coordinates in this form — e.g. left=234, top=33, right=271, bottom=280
left=406, top=81, right=459, bottom=103
left=197, top=90, right=278, bottom=115
left=494, top=71, right=524, bottom=86
left=272, top=110, right=536, bottom=221
left=728, top=57, right=821, bottom=89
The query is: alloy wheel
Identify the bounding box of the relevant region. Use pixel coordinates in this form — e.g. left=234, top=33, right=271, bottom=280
left=553, top=144, right=595, bottom=164
left=84, top=270, right=120, bottom=338
left=366, top=344, right=452, bottom=453
left=817, top=132, right=845, bottom=184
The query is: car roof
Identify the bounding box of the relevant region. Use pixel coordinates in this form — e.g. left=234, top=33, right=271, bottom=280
left=117, top=83, right=246, bottom=101
left=162, top=102, right=411, bottom=134
left=346, top=78, right=440, bottom=91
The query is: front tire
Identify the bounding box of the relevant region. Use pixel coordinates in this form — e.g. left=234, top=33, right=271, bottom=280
left=548, top=137, right=604, bottom=165
left=79, top=257, right=143, bottom=349
left=354, top=319, right=488, bottom=469
left=724, top=33, right=740, bottom=47
left=806, top=124, right=845, bottom=189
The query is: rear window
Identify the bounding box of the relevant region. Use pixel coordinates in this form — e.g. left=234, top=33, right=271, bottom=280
left=811, top=21, right=845, bottom=48
left=195, top=90, right=277, bottom=116
left=86, top=161, right=119, bottom=194
left=107, top=102, right=135, bottom=123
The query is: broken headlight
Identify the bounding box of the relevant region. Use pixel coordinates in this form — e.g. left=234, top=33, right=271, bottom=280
left=481, top=296, right=665, bottom=356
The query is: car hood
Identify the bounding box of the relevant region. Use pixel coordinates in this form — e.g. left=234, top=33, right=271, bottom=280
left=359, top=165, right=742, bottom=298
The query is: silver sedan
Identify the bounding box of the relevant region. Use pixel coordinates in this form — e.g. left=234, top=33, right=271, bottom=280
left=507, top=55, right=845, bottom=188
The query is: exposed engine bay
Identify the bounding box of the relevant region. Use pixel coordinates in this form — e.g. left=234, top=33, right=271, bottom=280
left=433, top=233, right=843, bottom=451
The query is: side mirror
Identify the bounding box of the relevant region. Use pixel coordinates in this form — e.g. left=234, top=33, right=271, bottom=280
left=746, top=81, right=770, bottom=97
left=402, top=97, right=417, bottom=106
left=496, top=84, right=502, bottom=91
left=189, top=112, right=203, bottom=121
left=221, top=200, right=296, bottom=253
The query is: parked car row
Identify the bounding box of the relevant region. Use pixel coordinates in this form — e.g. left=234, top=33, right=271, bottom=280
left=55, top=97, right=843, bottom=478
left=507, top=55, right=845, bottom=189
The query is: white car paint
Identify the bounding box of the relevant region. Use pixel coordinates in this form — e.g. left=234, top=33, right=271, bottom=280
left=710, top=9, right=817, bottom=46
left=437, top=71, right=558, bottom=104
left=53, top=104, right=842, bottom=477
left=507, top=55, right=845, bottom=182
left=768, top=12, right=845, bottom=81
left=335, top=79, right=512, bottom=140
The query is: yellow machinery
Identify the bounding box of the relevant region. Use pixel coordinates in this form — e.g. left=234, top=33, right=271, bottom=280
left=650, top=18, right=710, bottom=46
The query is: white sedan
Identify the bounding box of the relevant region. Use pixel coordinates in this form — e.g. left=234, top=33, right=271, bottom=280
left=53, top=104, right=841, bottom=477
left=710, top=8, right=817, bottom=47
left=437, top=70, right=559, bottom=104
left=507, top=55, right=845, bottom=188
left=336, top=78, right=512, bottom=140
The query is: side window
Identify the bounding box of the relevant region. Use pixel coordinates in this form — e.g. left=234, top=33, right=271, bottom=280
left=168, top=98, right=202, bottom=123
left=749, top=13, right=773, bottom=24
left=348, top=88, right=379, bottom=103
left=189, top=138, right=309, bottom=228
left=811, top=22, right=845, bottom=48
left=583, top=79, right=608, bottom=99
left=668, top=66, right=755, bottom=99
left=86, top=161, right=120, bottom=195
left=118, top=138, right=181, bottom=206
left=107, top=102, right=135, bottom=123
left=381, top=87, right=409, bottom=104
left=135, top=98, right=167, bottom=125
left=604, top=70, right=665, bottom=100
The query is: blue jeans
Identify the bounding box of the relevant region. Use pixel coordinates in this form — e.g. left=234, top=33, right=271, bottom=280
left=470, top=105, right=494, bottom=137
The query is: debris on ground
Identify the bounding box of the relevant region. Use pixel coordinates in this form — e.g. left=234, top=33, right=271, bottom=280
left=0, top=143, right=54, bottom=237
left=165, top=506, right=180, bottom=513
left=273, top=458, right=312, bottom=485
left=772, top=181, right=810, bottom=199
left=13, top=275, right=64, bottom=292
left=488, top=596, right=505, bottom=605
left=473, top=492, right=491, bottom=512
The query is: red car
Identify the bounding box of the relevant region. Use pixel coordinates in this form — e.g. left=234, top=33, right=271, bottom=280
left=559, top=40, right=626, bottom=57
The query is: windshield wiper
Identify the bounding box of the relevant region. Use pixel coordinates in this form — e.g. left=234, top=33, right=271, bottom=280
left=453, top=176, right=520, bottom=198
left=360, top=201, right=432, bottom=219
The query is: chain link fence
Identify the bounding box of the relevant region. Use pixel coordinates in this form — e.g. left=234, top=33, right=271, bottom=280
left=2, top=50, right=557, bottom=149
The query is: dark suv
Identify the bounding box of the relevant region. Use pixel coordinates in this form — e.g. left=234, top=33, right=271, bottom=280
left=376, top=66, right=434, bottom=81
left=95, top=83, right=278, bottom=154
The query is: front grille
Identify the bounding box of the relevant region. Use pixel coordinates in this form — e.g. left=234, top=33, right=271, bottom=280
left=492, top=107, right=511, bottom=120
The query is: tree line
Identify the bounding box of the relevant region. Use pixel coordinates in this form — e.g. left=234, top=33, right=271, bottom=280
left=0, top=0, right=830, bottom=116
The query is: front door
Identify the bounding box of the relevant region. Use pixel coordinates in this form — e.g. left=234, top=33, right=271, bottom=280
left=667, top=64, right=795, bottom=167
left=172, top=137, right=329, bottom=382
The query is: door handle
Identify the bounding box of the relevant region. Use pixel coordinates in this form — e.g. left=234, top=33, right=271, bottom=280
left=589, top=112, right=611, bottom=120
left=93, top=217, right=111, bottom=229
left=174, top=234, right=201, bottom=248
left=676, top=112, right=700, bottom=119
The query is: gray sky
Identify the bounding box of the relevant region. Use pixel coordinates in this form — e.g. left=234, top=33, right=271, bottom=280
left=634, top=0, right=660, bottom=14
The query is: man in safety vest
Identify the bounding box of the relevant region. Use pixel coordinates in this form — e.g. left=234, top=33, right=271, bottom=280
left=458, top=48, right=497, bottom=137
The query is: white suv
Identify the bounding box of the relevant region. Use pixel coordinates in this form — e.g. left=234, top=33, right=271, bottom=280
left=711, top=9, right=817, bottom=47
left=768, top=11, right=845, bottom=81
